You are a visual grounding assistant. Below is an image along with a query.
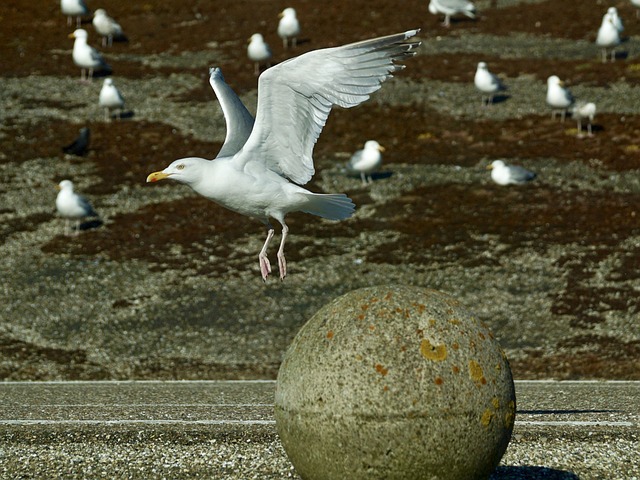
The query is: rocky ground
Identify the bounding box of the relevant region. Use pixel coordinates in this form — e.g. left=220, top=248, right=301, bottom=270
left=1, top=0, right=639, bottom=381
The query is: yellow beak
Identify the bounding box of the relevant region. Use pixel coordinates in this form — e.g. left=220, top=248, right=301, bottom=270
left=146, top=171, right=169, bottom=183
left=378, top=145, right=386, bottom=152
left=68, top=32, right=76, bottom=39
left=486, top=164, right=494, bottom=170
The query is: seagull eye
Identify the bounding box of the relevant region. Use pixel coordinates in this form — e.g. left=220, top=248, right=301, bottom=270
left=177, top=164, right=186, bottom=170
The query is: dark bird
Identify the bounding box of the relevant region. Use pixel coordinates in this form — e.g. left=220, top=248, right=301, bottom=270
left=62, top=127, right=90, bottom=156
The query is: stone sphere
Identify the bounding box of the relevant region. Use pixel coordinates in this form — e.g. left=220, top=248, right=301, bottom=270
left=275, top=285, right=515, bottom=480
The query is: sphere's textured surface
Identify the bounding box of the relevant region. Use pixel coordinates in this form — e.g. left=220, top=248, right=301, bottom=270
left=275, top=285, right=516, bottom=480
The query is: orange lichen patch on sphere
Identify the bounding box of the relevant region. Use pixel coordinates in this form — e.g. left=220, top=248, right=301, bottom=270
left=452, top=365, right=460, bottom=374
left=492, top=397, right=500, bottom=409
left=420, top=339, right=447, bottom=362
left=375, top=363, right=389, bottom=376
left=357, top=314, right=365, bottom=321
left=452, top=342, right=460, bottom=350
left=469, top=360, right=487, bottom=385
left=384, top=292, right=393, bottom=301
left=434, top=376, right=444, bottom=385
left=478, top=332, right=486, bottom=340
left=326, top=330, right=334, bottom=340
left=481, top=408, right=495, bottom=427
left=505, top=401, right=516, bottom=429
left=412, top=303, right=426, bottom=314
left=368, top=324, right=376, bottom=331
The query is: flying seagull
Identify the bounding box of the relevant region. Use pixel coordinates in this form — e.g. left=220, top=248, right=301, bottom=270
left=147, top=30, right=420, bottom=281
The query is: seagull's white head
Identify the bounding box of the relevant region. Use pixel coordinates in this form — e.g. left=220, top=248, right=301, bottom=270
left=547, top=75, right=562, bottom=87
left=146, top=157, right=207, bottom=186
left=249, top=33, right=264, bottom=43
left=58, top=179, right=74, bottom=191
left=487, top=160, right=506, bottom=170
left=280, top=7, right=297, bottom=18
left=477, top=61, right=488, bottom=70
left=103, top=78, right=113, bottom=86
left=364, top=140, right=385, bottom=152
left=94, top=8, right=107, bottom=17
left=69, top=28, right=88, bottom=40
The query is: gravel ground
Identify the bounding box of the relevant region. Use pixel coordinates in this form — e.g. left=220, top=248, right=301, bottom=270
left=0, top=0, right=639, bottom=381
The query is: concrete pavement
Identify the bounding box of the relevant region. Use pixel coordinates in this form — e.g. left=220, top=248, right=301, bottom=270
left=0, top=380, right=638, bottom=479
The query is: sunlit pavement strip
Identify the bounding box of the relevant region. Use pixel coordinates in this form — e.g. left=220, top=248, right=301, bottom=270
left=0, top=380, right=638, bottom=427
left=1, top=380, right=638, bottom=479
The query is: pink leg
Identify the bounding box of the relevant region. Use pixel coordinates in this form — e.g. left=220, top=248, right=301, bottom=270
left=276, top=223, right=289, bottom=281
left=258, top=227, right=275, bottom=281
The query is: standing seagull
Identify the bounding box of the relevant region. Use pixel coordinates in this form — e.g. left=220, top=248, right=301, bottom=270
left=428, top=0, right=476, bottom=27
left=247, top=33, right=272, bottom=75
left=147, top=30, right=421, bottom=281
left=55, top=180, right=99, bottom=235
left=346, top=140, right=385, bottom=185
left=99, top=78, right=125, bottom=121
left=278, top=8, right=301, bottom=49
left=69, top=28, right=110, bottom=81
left=572, top=102, right=597, bottom=137
left=92, top=9, right=125, bottom=47
left=546, top=75, right=574, bottom=121
left=61, top=0, right=90, bottom=27
left=596, top=11, right=621, bottom=63
left=487, top=160, right=536, bottom=186
left=474, top=61, right=506, bottom=106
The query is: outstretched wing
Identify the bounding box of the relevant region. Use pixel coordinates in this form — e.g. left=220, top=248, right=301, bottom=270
left=234, top=29, right=420, bottom=185
left=209, top=67, right=256, bottom=159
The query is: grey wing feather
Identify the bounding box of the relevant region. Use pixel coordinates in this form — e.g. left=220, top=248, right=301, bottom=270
left=492, top=73, right=506, bottom=90
left=90, top=48, right=104, bottom=63
left=209, top=67, right=255, bottom=159
left=236, top=29, right=420, bottom=185
left=509, top=166, right=536, bottom=183
left=346, top=150, right=364, bottom=173
left=78, top=195, right=98, bottom=217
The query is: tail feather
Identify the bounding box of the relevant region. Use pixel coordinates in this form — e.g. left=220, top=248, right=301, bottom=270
left=302, top=193, right=355, bottom=220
